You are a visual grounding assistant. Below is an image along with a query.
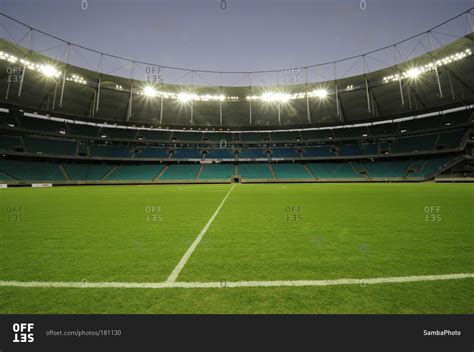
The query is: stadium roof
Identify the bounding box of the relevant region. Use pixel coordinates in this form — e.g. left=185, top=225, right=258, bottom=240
left=0, top=11, right=473, bottom=130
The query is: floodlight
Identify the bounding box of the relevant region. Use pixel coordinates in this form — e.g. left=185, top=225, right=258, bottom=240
left=261, top=92, right=290, bottom=102
left=40, top=64, right=59, bottom=78
left=143, top=86, right=157, bottom=97
left=277, top=93, right=291, bottom=102
left=406, top=68, right=421, bottom=78
left=177, top=93, right=196, bottom=103
left=312, top=89, right=328, bottom=98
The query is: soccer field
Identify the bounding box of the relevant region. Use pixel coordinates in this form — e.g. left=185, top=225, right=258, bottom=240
left=0, top=183, right=473, bottom=314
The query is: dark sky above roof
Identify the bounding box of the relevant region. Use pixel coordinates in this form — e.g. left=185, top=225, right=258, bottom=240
left=0, top=0, right=472, bottom=73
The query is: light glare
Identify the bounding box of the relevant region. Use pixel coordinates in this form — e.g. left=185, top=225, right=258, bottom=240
left=407, top=68, right=421, bottom=78
left=40, top=64, right=60, bottom=78
left=312, top=89, right=328, bottom=98
left=143, top=86, right=157, bottom=97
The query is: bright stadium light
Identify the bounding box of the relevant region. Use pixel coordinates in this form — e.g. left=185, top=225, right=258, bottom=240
left=143, top=86, right=157, bottom=97
left=383, top=48, right=472, bottom=84
left=261, top=92, right=290, bottom=102
left=261, top=93, right=275, bottom=102
left=199, top=94, right=226, bottom=102
left=177, top=93, right=197, bottom=103
left=406, top=68, right=421, bottom=78
left=311, top=89, right=328, bottom=98
left=40, top=64, right=60, bottom=78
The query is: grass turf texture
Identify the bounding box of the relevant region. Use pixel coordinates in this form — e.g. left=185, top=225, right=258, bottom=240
left=0, top=183, right=473, bottom=314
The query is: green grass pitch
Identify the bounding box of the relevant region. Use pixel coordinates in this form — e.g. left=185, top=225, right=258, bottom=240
left=0, top=183, right=473, bottom=314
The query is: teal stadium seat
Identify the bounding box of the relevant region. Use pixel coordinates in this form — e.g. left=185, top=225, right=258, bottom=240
left=106, top=164, right=164, bottom=181
left=307, top=163, right=363, bottom=179
left=0, top=172, right=14, bottom=180
left=238, top=149, right=267, bottom=159
left=90, top=145, right=131, bottom=158
left=362, top=160, right=412, bottom=178
left=0, top=135, right=23, bottom=151
left=135, top=148, right=169, bottom=158
left=302, top=146, right=335, bottom=157
left=159, top=164, right=200, bottom=180
left=24, top=136, right=76, bottom=156
left=436, top=129, right=465, bottom=149
left=409, top=156, right=454, bottom=178
left=0, top=159, right=65, bottom=181
left=390, top=134, right=437, bottom=153
left=238, top=164, right=274, bottom=179
left=64, top=163, right=113, bottom=180
left=272, top=164, right=313, bottom=179
left=199, top=164, right=234, bottom=180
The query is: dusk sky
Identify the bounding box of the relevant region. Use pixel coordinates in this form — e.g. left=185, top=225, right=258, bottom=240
left=0, top=0, right=472, bottom=79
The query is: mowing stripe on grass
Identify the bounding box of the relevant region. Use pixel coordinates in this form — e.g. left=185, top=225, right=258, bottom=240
left=165, top=184, right=236, bottom=283
left=1, top=273, right=472, bottom=289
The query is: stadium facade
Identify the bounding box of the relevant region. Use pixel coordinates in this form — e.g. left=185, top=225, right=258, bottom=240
left=0, top=10, right=473, bottom=185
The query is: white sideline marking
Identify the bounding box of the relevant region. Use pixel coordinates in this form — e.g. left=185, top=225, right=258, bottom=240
left=165, top=184, right=236, bottom=283
left=0, top=273, right=472, bottom=290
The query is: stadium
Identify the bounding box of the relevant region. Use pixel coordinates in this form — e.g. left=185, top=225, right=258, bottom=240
left=0, top=5, right=473, bottom=314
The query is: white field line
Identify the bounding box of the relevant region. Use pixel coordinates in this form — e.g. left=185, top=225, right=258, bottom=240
left=0, top=273, right=472, bottom=290
left=165, top=184, right=236, bottom=283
